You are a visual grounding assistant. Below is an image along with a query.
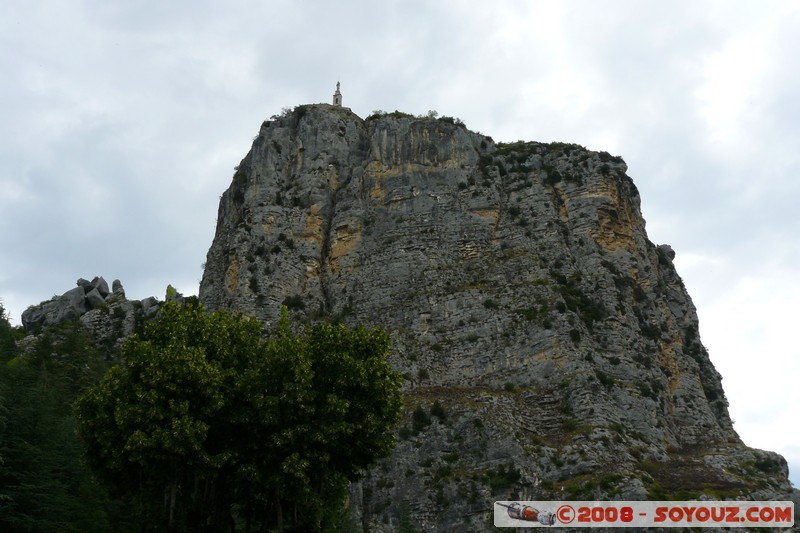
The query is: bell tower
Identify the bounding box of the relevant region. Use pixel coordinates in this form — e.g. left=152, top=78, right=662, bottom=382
left=333, top=81, right=342, bottom=106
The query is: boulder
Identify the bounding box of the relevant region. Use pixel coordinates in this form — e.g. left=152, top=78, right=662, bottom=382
left=92, top=276, right=110, bottom=297
left=144, top=304, right=160, bottom=319
left=140, top=296, right=160, bottom=319
left=140, top=296, right=157, bottom=313
left=21, top=286, right=88, bottom=331
left=658, top=243, right=676, bottom=261
left=85, top=287, right=106, bottom=309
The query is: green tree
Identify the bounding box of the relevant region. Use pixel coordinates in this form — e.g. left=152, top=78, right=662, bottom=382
left=0, top=320, right=124, bottom=533
left=0, top=301, right=12, bottom=521
left=0, top=300, right=25, bottom=366
left=76, top=301, right=263, bottom=530
left=238, top=311, right=404, bottom=531
left=75, top=302, right=403, bottom=532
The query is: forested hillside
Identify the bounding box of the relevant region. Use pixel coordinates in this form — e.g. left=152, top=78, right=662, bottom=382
left=0, top=303, right=138, bottom=532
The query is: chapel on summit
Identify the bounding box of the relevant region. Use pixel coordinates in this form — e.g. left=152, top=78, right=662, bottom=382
left=333, top=82, right=342, bottom=106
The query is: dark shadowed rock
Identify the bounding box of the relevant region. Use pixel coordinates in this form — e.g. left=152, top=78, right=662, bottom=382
left=92, top=276, right=110, bottom=297
left=658, top=243, right=676, bottom=261
left=85, top=288, right=106, bottom=309
left=140, top=296, right=160, bottom=318
left=140, top=296, right=157, bottom=312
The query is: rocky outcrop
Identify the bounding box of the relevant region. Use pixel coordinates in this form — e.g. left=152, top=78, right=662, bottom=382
left=200, top=105, right=798, bottom=531
left=21, top=277, right=166, bottom=352
left=22, top=277, right=113, bottom=330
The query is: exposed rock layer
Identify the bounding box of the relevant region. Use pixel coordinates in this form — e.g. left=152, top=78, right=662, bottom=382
left=200, top=105, right=797, bottom=531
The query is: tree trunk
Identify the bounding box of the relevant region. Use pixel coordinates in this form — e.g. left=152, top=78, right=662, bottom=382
left=276, top=492, right=284, bottom=533
left=168, top=479, right=178, bottom=530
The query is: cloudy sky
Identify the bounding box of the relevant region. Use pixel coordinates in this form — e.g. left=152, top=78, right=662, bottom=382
left=1, top=1, right=797, bottom=487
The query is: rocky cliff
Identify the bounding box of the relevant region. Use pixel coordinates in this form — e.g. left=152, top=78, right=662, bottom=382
left=200, top=105, right=797, bottom=531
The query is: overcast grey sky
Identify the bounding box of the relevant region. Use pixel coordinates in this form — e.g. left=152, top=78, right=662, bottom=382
left=1, top=0, right=798, bottom=487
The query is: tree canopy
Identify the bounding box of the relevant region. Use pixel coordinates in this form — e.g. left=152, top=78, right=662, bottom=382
left=75, top=302, right=403, bottom=532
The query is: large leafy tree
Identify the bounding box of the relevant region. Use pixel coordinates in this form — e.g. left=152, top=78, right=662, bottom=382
left=238, top=312, right=404, bottom=531
left=75, top=302, right=403, bottom=532
left=76, top=302, right=262, bottom=530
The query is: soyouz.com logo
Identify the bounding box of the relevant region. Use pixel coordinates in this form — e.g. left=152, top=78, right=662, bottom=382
left=494, top=501, right=794, bottom=528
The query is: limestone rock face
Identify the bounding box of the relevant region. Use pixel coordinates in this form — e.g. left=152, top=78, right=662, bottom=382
left=200, top=105, right=798, bottom=531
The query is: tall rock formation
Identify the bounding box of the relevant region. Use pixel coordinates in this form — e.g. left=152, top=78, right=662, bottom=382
left=200, top=105, right=797, bottom=531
